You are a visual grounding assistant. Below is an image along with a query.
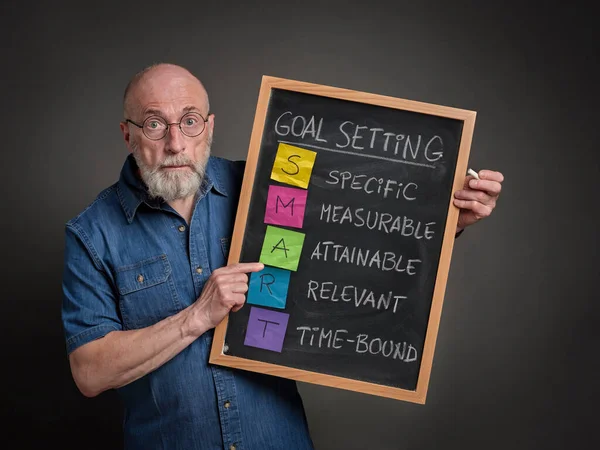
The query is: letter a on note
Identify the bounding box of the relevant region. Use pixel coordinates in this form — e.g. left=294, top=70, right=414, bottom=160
left=260, top=225, right=305, bottom=271
left=271, top=143, right=317, bottom=189
left=247, top=266, right=291, bottom=309
left=244, top=307, right=290, bottom=352
left=264, top=185, right=308, bottom=229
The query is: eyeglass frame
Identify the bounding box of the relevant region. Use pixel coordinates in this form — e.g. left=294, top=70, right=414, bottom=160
left=124, top=111, right=211, bottom=140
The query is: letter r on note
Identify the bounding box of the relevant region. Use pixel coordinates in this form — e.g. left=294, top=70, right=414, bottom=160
left=247, top=266, right=291, bottom=309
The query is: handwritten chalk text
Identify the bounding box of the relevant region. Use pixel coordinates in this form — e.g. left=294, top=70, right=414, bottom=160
left=326, top=170, right=418, bottom=201
left=274, top=111, right=444, bottom=165
left=319, top=203, right=436, bottom=239
left=310, top=240, right=421, bottom=274
left=296, top=326, right=418, bottom=363
left=307, top=280, right=408, bottom=313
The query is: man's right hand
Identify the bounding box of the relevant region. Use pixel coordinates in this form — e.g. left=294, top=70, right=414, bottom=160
left=68, top=261, right=264, bottom=397
left=185, top=262, right=264, bottom=337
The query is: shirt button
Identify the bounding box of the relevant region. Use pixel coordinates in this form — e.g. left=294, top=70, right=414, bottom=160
left=196, top=267, right=203, bottom=274
left=178, top=225, right=186, bottom=232
left=137, top=275, right=144, bottom=283
left=229, top=445, right=236, bottom=450
left=224, top=400, right=231, bottom=408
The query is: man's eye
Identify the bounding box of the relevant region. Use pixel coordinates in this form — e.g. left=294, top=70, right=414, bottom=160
left=185, top=118, right=197, bottom=126
left=148, top=121, right=160, bottom=129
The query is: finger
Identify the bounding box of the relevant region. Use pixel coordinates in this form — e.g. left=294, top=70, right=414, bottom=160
left=216, top=281, right=249, bottom=300
left=231, top=303, right=245, bottom=313
left=216, top=272, right=249, bottom=284
left=468, top=179, right=502, bottom=196
left=453, top=199, right=492, bottom=218
left=209, top=272, right=248, bottom=288
left=462, top=175, right=475, bottom=188
left=230, top=294, right=247, bottom=312
left=214, top=287, right=246, bottom=306
left=454, top=189, right=494, bottom=205
left=230, top=282, right=250, bottom=294
left=479, top=170, right=504, bottom=183
left=215, top=262, right=264, bottom=275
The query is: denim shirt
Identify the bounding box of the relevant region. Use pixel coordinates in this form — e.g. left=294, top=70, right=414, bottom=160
left=62, top=154, right=314, bottom=450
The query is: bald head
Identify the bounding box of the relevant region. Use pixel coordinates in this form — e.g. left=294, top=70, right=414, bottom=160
left=120, top=64, right=215, bottom=203
left=123, top=63, right=210, bottom=119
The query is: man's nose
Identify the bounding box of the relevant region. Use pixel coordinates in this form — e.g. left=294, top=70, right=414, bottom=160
left=165, top=124, right=186, bottom=153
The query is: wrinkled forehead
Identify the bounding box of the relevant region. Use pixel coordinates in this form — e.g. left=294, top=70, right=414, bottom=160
left=129, top=70, right=209, bottom=117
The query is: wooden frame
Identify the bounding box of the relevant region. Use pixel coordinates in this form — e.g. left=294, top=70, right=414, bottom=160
left=210, top=76, right=476, bottom=404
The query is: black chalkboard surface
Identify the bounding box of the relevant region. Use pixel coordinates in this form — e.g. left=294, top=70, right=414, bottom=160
left=210, top=76, right=475, bottom=403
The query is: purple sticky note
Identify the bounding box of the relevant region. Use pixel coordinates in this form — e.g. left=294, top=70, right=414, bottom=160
left=264, top=185, right=308, bottom=229
left=244, top=307, right=290, bottom=353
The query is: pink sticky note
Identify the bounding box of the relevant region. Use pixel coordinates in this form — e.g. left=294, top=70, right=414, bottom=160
left=264, top=185, right=308, bottom=229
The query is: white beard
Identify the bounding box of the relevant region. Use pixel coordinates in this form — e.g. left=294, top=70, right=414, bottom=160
left=132, top=136, right=212, bottom=202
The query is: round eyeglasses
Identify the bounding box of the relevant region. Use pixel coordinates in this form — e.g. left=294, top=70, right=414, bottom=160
left=125, top=112, right=209, bottom=140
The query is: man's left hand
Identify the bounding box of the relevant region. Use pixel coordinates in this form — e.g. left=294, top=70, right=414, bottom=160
left=453, top=169, right=504, bottom=232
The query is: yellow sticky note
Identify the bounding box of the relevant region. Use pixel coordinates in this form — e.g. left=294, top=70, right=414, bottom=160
left=270, top=143, right=317, bottom=189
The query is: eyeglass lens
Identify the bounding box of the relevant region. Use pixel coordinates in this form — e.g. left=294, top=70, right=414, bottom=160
left=143, top=112, right=206, bottom=139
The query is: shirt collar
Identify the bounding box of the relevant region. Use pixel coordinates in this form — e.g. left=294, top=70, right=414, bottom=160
left=117, top=154, right=228, bottom=224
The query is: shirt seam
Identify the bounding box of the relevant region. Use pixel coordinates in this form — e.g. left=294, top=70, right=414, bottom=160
left=117, top=181, right=140, bottom=223
left=67, top=185, right=117, bottom=225
left=67, top=222, right=105, bottom=272
left=66, top=324, right=120, bottom=354
left=209, top=157, right=229, bottom=197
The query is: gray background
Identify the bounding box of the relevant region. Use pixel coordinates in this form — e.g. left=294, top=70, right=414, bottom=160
left=1, top=1, right=598, bottom=449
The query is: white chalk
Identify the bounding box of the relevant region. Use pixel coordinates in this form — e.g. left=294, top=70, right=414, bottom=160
left=468, top=168, right=480, bottom=180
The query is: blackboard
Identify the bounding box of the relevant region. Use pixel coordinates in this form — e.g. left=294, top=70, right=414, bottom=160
left=210, top=76, right=475, bottom=403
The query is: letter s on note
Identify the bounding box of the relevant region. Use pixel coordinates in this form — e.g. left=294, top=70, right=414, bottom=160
left=275, top=111, right=293, bottom=136
left=281, top=154, right=301, bottom=176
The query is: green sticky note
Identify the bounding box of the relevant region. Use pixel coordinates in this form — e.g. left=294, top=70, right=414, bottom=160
left=259, top=226, right=306, bottom=272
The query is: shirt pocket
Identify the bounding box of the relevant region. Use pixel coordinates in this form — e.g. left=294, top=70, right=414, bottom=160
left=115, top=254, right=182, bottom=330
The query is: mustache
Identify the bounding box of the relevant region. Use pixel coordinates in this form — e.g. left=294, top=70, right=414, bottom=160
left=158, top=156, right=194, bottom=169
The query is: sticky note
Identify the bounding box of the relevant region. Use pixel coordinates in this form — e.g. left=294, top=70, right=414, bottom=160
left=244, top=307, right=290, bottom=352
left=259, top=225, right=305, bottom=272
left=264, top=185, right=308, bottom=229
left=270, top=143, right=317, bottom=189
left=247, top=266, right=291, bottom=309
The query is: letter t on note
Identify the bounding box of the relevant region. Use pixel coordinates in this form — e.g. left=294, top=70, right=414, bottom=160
left=244, top=307, right=290, bottom=352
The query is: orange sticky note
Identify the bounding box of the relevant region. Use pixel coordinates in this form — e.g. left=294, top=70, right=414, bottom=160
left=270, top=143, right=317, bottom=189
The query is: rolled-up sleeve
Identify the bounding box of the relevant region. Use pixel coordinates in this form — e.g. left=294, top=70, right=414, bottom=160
left=62, top=224, right=122, bottom=354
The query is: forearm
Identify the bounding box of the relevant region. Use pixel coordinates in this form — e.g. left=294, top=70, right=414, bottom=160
left=70, top=305, right=208, bottom=397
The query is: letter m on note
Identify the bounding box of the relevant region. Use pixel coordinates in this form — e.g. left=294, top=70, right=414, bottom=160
left=264, top=185, right=308, bottom=229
